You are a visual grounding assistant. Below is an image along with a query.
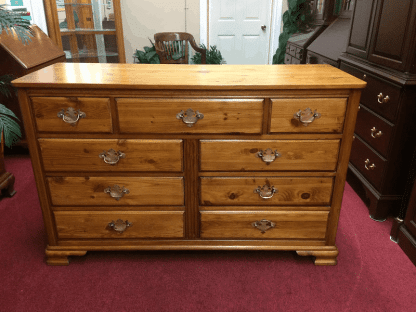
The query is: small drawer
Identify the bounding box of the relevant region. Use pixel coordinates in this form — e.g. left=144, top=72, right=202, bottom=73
left=284, top=54, right=292, bottom=64
left=349, top=135, right=386, bottom=191
left=291, top=57, right=301, bottom=64
left=54, top=211, right=184, bottom=239
left=295, top=47, right=304, bottom=59
left=117, top=98, right=264, bottom=134
left=200, top=177, right=333, bottom=206
left=286, top=44, right=290, bottom=53
left=355, top=106, right=393, bottom=158
left=289, top=45, right=297, bottom=57
left=39, top=139, right=183, bottom=172
left=200, top=211, right=329, bottom=239
left=270, top=98, right=347, bottom=133
left=200, top=140, right=340, bottom=171
left=340, top=63, right=401, bottom=122
left=31, top=97, right=112, bottom=133
left=47, top=176, right=184, bottom=206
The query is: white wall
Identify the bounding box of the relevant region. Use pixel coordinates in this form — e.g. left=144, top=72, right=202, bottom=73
left=121, top=0, right=200, bottom=64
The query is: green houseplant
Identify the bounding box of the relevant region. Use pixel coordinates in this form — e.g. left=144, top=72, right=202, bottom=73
left=272, top=0, right=314, bottom=64
left=0, top=5, right=32, bottom=148
left=191, top=44, right=224, bottom=64
left=133, top=38, right=160, bottom=64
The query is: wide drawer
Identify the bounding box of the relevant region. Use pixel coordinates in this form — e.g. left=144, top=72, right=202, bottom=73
left=47, top=176, right=184, bottom=206
left=54, top=211, right=184, bottom=239
left=349, top=136, right=386, bottom=191
left=200, top=140, right=340, bottom=171
left=200, top=211, right=329, bottom=239
left=39, top=139, right=183, bottom=172
left=117, top=98, right=264, bottom=134
left=340, top=63, right=401, bottom=122
left=355, top=106, right=393, bottom=158
left=270, top=98, right=347, bottom=133
left=200, top=177, right=333, bottom=206
left=31, top=97, right=112, bottom=133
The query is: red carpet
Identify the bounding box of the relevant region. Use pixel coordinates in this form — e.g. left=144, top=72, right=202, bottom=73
left=1, top=155, right=415, bottom=312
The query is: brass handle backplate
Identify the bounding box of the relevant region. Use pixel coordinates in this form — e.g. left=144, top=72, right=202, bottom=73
left=364, top=159, right=376, bottom=170
left=108, top=219, right=132, bottom=233
left=257, top=148, right=281, bottom=164
left=57, top=107, right=86, bottom=126
left=176, top=108, right=204, bottom=127
left=370, top=127, right=383, bottom=138
left=104, top=185, right=130, bottom=200
left=252, top=219, right=276, bottom=233
left=377, top=93, right=390, bottom=104
left=254, top=185, right=278, bottom=199
left=293, top=108, right=321, bottom=126
left=99, top=149, right=126, bottom=165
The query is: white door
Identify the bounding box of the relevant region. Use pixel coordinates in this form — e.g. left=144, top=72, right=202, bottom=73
left=209, top=0, right=273, bottom=64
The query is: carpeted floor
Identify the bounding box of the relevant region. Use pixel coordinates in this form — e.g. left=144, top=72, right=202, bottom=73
left=1, top=155, right=415, bottom=312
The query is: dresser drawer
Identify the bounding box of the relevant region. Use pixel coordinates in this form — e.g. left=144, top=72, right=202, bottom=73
left=54, top=211, right=184, bottom=239
left=355, top=106, right=393, bottom=158
left=47, top=177, right=184, bottom=206
left=200, top=140, right=340, bottom=171
left=200, top=211, right=329, bottom=239
left=349, top=136, right=386, bottom=191
left=31, top=97, right=112, bottom=133
left=39, top=139, right=183, bottom=172
left=289, top=44, right=297, bottom=57
left=340, top=63, right=401, bottom=121
left=270, top=98, right=347, bottom=133
left=117, top=98, right=263, bottom=134
left=200, top=177, right=333, bottom=206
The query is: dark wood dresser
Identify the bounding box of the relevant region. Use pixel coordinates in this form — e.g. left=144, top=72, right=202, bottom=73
left=13, top=63, right=365, bottom=265
left=339, top=0, right=416, bottom=221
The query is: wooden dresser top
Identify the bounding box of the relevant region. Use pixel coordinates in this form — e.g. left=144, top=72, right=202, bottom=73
left=12, top=63, right=366, bottom=90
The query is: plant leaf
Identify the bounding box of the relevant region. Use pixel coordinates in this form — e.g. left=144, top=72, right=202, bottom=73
left=0, top=104, right=21, bottom=148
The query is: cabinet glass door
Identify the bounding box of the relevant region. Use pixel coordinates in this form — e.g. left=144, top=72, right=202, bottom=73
left=55, top=0, right=124, bottom=63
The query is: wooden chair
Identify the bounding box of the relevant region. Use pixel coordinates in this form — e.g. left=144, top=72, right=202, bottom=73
left=154, top=32, right=206, bottom=64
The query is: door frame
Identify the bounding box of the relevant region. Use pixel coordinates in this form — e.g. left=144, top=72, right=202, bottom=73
left=200, top=0, right=283, bottom=64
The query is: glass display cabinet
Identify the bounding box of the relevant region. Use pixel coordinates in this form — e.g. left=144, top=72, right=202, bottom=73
left=43, top=0, right=125, bottom=63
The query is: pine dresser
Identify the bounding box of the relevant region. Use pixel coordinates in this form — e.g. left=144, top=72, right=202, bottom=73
left=13, top=63, right=366, bottom=265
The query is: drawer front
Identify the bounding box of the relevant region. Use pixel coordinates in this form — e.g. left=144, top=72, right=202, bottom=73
left=355, top=106, right=393, bottom=158
left=31, top=97, right=112, bottom=133
left=284, top=54, right=292, bottom=64
left=200, top=177, right=333, bottom=206
left=200, top=211, right=329, bottom=239
left=39, top=139, right=183, bottom=172
left=340, top=63, right=401, bottom=121
left=54, top=211, right=184, bottom=239
left=47, top=176, right=184, bottom=206
left=349, top=136, right=386, bottom=191
left=117, top=98, right=264, bottom=134
left=289, top=44, right=297, bottom=57
left=200, top=140, right=340, bottom=171
left=270, top=98, right=347, bottom=133
left=291, top=57, right=301, bottom=64
left=295, top=47, right=304, bottom=60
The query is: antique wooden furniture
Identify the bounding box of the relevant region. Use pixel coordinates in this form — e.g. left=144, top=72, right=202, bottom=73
left=0, top=132, right=16, bottom=198
left=43, top=0, right=125, bottom=63
left=0, top=25, right=66, bottom=146
left=339, top=0, right=416, bottom=221
left=13, top=63, right=365, bottom=265
left=390, top=147, right=416, bottom=266
left=154, top=32, right=206, bottom=64
left=285, top=0, right=336, bottom=64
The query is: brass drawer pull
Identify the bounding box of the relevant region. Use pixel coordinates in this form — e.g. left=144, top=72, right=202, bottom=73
left=377, top=93, right=390, bottom=104
left=252, top=219, right=276, bottom=233
left=257, top=148, right=281, bottom=163
left=108, top=219, right=132, bottom=234
left=370, top=127, right=383, bottom=138
left=99, top=149, right=126, bottom=165
left=176, top=108, right=204, bottom=127
left=104, top=185, right=130, bottom=200
left=254, top=185, right=278, bottom=199
left=57, top=107, right=86, bottom=126
left=364, top=159, right=376, bottom=170
left=293, top=108, right=321, bottom=126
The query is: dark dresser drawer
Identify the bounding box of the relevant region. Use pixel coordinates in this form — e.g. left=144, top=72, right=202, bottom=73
left=355, top=106, right=394, bottom=158
left=284, top=54, right=292, bottom=64
left=350, top=136, right=387, bottom=191
left=340, top=63, right=401, bottom=122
